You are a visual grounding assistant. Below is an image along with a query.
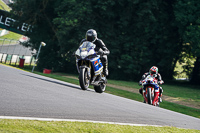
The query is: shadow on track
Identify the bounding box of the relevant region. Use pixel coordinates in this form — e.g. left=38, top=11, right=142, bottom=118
left=22, top=74, right=82, bottom=90
left=21, top=74, right=96, bottom=93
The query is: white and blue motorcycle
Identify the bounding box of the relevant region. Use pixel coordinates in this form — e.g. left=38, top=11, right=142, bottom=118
left=75, top=41, right=107, bottom=93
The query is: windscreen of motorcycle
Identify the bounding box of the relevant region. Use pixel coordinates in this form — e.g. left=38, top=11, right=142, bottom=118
left=146, top=75, right=154, bottom=80
left=76, top=41, right=96, bottom=58
left=145, top=75, right=157, bottom=84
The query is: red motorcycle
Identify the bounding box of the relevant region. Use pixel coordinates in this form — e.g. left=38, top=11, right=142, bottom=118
left=141, top=75, right=160, bottom=106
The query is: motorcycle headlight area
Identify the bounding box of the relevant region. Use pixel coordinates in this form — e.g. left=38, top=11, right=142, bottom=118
left=88, top=49, right=95, bottom=55
left=80, top=51, right=88, bottom=58
left=81, top=50, right=95, bottom=59
left=87, top=50, right=95, bottom=59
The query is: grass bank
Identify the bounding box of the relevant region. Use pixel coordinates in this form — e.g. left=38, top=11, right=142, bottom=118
left=106, top=87, right=200, bottom=118
left=108, top=79, right=200, bottom=103
left=0, top=0, right=10, bottom=11
left=0, top=119, right=199, bottom=133
left=0, top=31, right=22, bottom=44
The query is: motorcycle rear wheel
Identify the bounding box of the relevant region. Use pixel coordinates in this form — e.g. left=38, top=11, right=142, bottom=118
left=147, top=87, right=152, bottom=104
left=79, top=67, right=90, bottom=90
left=94, top=83, right=106, bottom=93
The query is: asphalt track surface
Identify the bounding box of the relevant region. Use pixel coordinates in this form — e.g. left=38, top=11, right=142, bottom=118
left=0, top=64, right=200, bottom=130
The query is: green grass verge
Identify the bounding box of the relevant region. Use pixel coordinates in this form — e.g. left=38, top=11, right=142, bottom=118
left=0, top=31, right=22, bottom=40
left=162, top=84, right=200, bottom=101
left=106, top=86, right=200, bottom=118
left=109, top=79, right=140, bottom=88
left=161, top=101, right=200, bottom=118
left=0, top=31, right=22, bottom=45
left=0, top=119, right=199, bottom=133
left=0, top=0, right=10, bottom=11
left=107, top=79, right=200, bottom=104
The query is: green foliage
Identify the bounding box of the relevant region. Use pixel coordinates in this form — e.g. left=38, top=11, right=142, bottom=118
left=53, top=0, right=181, bottom=80
left=173, top=0, right=200, bottom=83
left=9, top=0, right=200, bottom=82
left=10, top=0, right=63, bottom=71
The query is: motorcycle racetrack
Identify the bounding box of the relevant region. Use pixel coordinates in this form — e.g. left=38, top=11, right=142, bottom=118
left=0, top=64, right=200, bottom=130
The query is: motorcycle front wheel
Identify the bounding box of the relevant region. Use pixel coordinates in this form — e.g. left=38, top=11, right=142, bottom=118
left=94, top=83, right=106, bottom=93
left=79, top=67, right=90, bottom=90
left=147, top=87, right=152, bottom=104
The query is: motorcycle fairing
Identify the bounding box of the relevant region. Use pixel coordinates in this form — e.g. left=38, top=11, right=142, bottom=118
left=75, top=41, right=97, bottom=73
left=91, top=58, right=103, bottom=76
left=142, top=82, right=159, bottom=90
left=142, top=75, right=160, bottom=106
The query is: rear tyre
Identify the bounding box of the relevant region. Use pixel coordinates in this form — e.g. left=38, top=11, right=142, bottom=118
left=94, top=83, right=106, bottom=93
left=79, top=68, right=90, bottom=90
left=147, top=87, right=152, bottom=104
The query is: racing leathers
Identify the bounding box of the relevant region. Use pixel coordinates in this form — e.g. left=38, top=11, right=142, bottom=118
left=139, top=72, right=164, bottom=102
left=80, top=38, right=110, bottom=76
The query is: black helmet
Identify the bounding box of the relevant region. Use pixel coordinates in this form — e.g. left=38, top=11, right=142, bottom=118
left=86, top=29, right=97, bottom=42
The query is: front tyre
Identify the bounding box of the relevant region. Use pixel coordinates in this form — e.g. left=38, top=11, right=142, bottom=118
left=94, top=83, right=106, bottom=93
left=79, top=67, right=90, bottom=90
left=147, top=87, right=152, bottom=105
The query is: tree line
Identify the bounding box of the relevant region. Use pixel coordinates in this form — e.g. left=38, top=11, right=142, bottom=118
left=10, top=0, right=200, bottom=83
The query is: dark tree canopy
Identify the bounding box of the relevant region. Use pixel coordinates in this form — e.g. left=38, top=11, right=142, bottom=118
left=9, top=0, right=200, bottom=84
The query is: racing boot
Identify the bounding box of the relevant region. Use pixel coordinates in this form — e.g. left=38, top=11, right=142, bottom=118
left=159, top=94, right=162, bottom=103
left=159, top=97, right=162, bottom=103
left=143, top=99, right=146, bottom=103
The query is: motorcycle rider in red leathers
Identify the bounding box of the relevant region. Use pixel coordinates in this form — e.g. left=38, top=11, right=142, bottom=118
left=139, top=66, right=164, bottom=103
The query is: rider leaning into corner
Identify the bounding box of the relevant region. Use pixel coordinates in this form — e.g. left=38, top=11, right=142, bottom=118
left=139, top=66, right=164, bottom=102
left=80, top=29, right=110, bottom=76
